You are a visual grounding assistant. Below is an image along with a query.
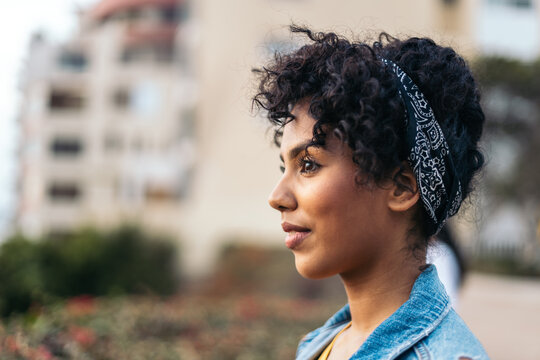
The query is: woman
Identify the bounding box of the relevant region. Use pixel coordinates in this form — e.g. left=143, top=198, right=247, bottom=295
left=253, top=26, right=489, bottom=359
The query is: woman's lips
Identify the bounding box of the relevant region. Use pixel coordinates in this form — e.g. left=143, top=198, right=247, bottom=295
left=285, top=231, right=311, bottom=249
left=281, top=222, right=311, bottom=249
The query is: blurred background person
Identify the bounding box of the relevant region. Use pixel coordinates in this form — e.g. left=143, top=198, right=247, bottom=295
left=427, top=225, right=467, bottom=308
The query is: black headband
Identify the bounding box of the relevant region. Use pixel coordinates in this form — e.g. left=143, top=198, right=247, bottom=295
left=381, top=58, right=462, bottom=235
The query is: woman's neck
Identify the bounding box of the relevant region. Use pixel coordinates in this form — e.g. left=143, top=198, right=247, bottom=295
left=340, top=256, right=424, bottom=342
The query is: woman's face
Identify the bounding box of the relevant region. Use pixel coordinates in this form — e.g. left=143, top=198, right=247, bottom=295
left=268, top=102, right=398, bottom=279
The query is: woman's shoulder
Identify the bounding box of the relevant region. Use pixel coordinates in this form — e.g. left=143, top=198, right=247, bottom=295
left=412, top=308, right=489, bottom=360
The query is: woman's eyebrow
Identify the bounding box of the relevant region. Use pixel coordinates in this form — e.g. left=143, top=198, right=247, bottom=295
left=279, top=140, right=313, bottom=162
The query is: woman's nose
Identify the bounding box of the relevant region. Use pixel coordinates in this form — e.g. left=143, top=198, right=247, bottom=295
left=268, top=176, right=297, bottom=212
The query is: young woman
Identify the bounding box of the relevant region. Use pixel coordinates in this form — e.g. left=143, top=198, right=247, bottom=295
left=253, top=26, right=489, bottom=360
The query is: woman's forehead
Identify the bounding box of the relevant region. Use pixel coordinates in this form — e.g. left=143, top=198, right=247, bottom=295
left=280, top=114, right=350, bottom=161
left=280, top=107, right=316, bottom=154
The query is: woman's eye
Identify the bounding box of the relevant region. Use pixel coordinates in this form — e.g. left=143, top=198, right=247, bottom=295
left=279, top=165, right=285, bottom=173
left=300, top=159, right=319, bottom=174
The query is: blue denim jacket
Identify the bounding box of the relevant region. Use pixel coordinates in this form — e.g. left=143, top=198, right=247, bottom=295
left=296, top=266, right=489, bottom=360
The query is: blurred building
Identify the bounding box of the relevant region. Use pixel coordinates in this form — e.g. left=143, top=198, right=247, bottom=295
left=17, top=0, right=196, bottom=240
left=476, top=0, right=540, bottom=60
left=15, top=0, right=540, bottom=276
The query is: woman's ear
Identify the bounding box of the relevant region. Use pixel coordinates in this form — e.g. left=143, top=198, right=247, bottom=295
left=387, top=164, right=420, bottom=213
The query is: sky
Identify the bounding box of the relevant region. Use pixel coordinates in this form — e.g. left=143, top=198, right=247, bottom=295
left=0, top=0, right=97, bottom=236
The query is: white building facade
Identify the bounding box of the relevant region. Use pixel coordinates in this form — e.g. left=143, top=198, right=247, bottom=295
left=17, top=0, right=196, bottom=240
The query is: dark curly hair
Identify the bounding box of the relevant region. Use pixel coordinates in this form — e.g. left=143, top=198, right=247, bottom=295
left=253, top=26, right=485, bottom=242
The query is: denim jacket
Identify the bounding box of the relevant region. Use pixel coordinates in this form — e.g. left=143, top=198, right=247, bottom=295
left=296, top=266, right=489, bottom=360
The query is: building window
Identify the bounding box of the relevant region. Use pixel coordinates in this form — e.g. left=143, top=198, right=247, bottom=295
left=145, top=184, right=179, bottom=202
left=112, top=83, right=160, bottom=116
left=160, top=6, right=181, bottom=23
left=487, top=0, right=532, bottom=8
left=131, top=82, right=160, bottom=116
left=113, top=88, right=130, bottom=109
left=49, top=89, right=85, bottom=111
left=120, top=44, right=174, bottom=63
left=512, top=0, right=532, bottom=7
left=50, top=138, right=83, bottom=156
left=58, top=50, right=88, bottom=71
left=48, top=182, right=81, bottom=202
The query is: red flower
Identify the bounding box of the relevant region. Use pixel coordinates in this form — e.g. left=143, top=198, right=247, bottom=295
left=68, top=325, right=96, bottom=348
left=236, top=296, right=262, bottom=321
left=35, top=345, right=53, bottom=360
left=66, top=295, right=96, bottom=317
left=4, top=335, right=19, bottom=353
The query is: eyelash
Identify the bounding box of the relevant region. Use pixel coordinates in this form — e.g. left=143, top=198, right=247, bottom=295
left=280, top=155, right=320, bottom=174
left=298, top=156, right=320, bottom=174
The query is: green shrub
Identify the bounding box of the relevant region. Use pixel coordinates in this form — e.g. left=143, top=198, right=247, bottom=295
left=0, top=235, right=46, bottom=317
left=99, top=226, right=179, bottom=296
left=0, top=226, right=180, bottom=317
left=40, top=226, right=179, bottom=297
left=40, top=228, right=109, bottom=297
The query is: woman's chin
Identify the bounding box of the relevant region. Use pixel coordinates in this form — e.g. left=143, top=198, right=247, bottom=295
left=294, top=256, right=335, bottom=280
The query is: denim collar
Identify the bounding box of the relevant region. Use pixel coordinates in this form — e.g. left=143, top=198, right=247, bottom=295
left=297, top=265, right=451, bottom=360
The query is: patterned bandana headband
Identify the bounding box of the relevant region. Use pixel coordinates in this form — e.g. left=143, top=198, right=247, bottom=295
left=381, top=58, right=462, bottom=235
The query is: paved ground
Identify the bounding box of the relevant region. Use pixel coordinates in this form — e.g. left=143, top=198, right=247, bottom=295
left=458, top=273, right=540, bottom=360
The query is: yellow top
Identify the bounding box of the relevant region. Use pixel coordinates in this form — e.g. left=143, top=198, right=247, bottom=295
left=317, top=322, right=352, bottom=360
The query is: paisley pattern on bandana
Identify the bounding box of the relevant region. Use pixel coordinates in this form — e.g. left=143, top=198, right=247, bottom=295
left=381, top=58, right=462, bottom=234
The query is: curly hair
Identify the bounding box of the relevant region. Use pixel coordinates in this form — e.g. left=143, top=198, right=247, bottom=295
left=252, top=26, right=485, bottom=240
